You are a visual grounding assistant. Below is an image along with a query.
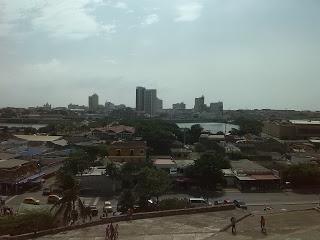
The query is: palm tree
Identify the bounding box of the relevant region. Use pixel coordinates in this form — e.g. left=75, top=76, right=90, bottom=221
left=52, top=171, right=83, bottom=225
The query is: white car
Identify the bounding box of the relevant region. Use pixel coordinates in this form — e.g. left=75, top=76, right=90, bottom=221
left=103, top=201, right=113, bottom=213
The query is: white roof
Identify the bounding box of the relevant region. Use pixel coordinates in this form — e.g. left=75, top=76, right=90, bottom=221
left=14, top=135, right=63, bottom=142
left=290, top=120, right=320, bottom=125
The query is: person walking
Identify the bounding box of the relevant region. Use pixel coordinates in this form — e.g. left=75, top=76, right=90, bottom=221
left=231, top=217, right=236, bottom=234
left=260, top=216, right=266, bottom=233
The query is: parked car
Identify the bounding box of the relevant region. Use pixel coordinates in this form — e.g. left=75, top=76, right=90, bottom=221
left=23, top=197, right=40, bottom=205
left=89, top=205, right=98, bottom=216
left=224, top=199, right=233, bottom=204
left=103, top=201, right=113, bottom=213
left=42, top=187, right=51, bottom=196
left=214, top=200, right=224, bottom=205
left=47, top=195, right=62, bottom=204
left=233, top=200, right=247, bottom=210
left=189, top=198, right=211, bottom=207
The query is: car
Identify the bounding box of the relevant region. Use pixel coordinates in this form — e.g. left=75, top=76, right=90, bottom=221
left=89, top=205, right=98, bottom=216
left=233, top=200, right=247, bottom=210
left=42, top=187, right=51, bottom=196
left=224, top=199, right=233, bottom=204
left=214, top=200, right=224, bottom=205
left=189, top=198, right=210, bottom=207
left=47, top=195, right=62, bottom=204
left=23, top=197, right=40, bottom=205
left=103, top=201, right=113, bottom=213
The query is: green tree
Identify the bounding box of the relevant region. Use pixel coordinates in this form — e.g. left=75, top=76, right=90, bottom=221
left=135, top=167, right=171, bottom=203
left=53, top=171, right=82, bottom=224
left=186, top=153, right=230, bottom=190
left=234, top=117, right=263, bottom=135
left=62, top=150, right=90, bottom=175
left=117, top=189, right=136, bottom=212
left=283, top=164, right=320, bottom=187
left=190, top=124, right=204, bottom=143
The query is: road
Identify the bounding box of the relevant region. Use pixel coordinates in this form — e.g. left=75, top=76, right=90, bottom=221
left=5, top=185, right=320, bottom=216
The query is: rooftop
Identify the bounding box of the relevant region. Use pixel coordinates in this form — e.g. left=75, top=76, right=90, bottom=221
left=14, top=135, right=63, bottom=142
left=230, top=159, right=272, bottom=175
left=0, top=159, right=29, bottom=169
left=290, top=120, right=320, bottom=125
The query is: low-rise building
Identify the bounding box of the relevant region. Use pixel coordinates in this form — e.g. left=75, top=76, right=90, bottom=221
left=76, top=166, right=120, bottom=196
left=263, top=120, right=320, bottom=140
left=91, top=123, right=135, bottom=140
left=108, top=140, right=147, bottom=163
left=0, top=157, right=40, bottom=194
left=227, top=159, right=280, bottom=192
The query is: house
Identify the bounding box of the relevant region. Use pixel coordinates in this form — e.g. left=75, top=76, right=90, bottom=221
left=91, top=123, right=135, bottom=140
left=229, top=159, right=280, bottom=192
left=0, top=157, right=40, bottom=194
left=108, top=140, right=147, bottom=163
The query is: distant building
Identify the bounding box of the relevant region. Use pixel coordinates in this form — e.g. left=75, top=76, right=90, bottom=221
left=172, top=102, right=186, bottom=110
left=263, top=120, right=320, bottom=140
left=209, top=101, right=223, bottom=118
left=88, top=94, right=99, bottom=112
left=136, top=87, right=145, bottom=112
left=194, top=96, right=205, bottom=112
left=68, top=103, right=87, bottom=110
left=144, top=89, right=157, bottom=116
left=155, top=98, right=163, bottom=113
left=108, top=141, right=147, bottom=163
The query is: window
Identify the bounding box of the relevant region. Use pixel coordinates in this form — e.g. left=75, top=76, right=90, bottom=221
left=116, top=149, right=121, bottom=156
left=130, top=149, right=134, bottom=156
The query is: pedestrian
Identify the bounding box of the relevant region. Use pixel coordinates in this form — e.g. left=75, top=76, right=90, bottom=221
left=231, top=216, right=236, bottom=234
left=128, top=208, right=133, bottom=221
left=260, top=216, right=266, bottom=233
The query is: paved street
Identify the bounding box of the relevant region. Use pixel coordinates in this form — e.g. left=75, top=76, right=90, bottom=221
left=5, top=185, right=320, bottom=216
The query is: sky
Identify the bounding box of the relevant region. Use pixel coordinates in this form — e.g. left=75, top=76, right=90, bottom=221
left=0, top=0, right=320, bottom=110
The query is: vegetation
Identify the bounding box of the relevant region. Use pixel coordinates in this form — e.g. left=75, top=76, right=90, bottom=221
left=186, top=153, right=230, bottom=190
left=135, top=167, right=171, bottom=204
left=233, top=117, right=263, bottom=135
left=120, top=119, right=182, bottom=154
left=117, top=189, right=136, bottom=212
left=283, top=164, right=320, bottom=187
left=0, top=211, right=56, bottom=235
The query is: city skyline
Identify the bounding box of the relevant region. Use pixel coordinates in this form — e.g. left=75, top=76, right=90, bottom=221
left=1, top=0, right=320, bottom=110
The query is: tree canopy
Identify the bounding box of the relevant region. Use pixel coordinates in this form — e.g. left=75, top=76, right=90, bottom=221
left=186, top=153, right=230, bottom=190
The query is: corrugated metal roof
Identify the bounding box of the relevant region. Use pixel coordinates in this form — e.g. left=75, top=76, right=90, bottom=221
left=14, top=135, right=62, bottom=142
left=0, top=159, right=29, bottom=168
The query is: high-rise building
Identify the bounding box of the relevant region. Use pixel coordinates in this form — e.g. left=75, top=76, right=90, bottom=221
left=172, top=102, right=186, bottom=110
left=194, top=95, right=205, bottom=112
left=88, top=93, right=99, bottom=112
left=144, top=89, right=157, bottom=116
left=136, top=87, right=145, bottom=111
left=209, top=101, right=223, bottom=117
left=155, top=98, right=163, bottom=113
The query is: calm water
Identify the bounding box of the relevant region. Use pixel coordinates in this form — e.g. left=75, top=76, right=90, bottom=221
left=176, top=122, right=239, bottom=134
left=0, top=123, right=48, bottom=130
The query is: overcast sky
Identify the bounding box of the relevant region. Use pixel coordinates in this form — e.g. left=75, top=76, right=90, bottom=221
left=1, top=0, right=320, bottom=110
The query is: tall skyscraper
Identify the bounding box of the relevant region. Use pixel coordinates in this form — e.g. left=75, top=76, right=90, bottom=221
left=155, top=97, right=163, bottom=113
left=194, top=95, right=205, bottom=112
left=210, top=101, right=223, bottom=117
left=144, top=89, right=157, bottom=116
left=136, top=87, right=145, bottom=111
left=88, top=93, right=99, bottom=112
